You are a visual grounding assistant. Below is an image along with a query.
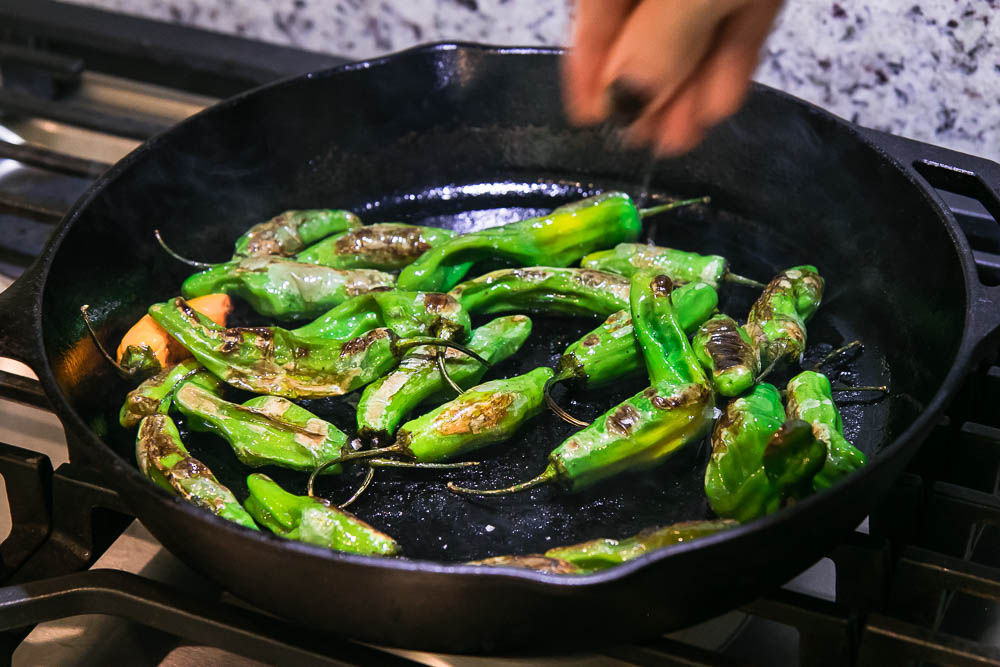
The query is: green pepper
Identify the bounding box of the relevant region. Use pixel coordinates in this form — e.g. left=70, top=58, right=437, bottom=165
left=181, top=257, right=396, bottom=321
left=544, top=519, right=738, bottom=573
left=174, top=383, right=350, bottom=473
left=466, top=555, right=582, bottom=574
left=448, top=267, right=630, bottom=317
left=119, top=358, right=223, bottom=428
left=398, top=192, right=704, bottom=292
left=450, top=272, right=713, bottom=496
left=244, top=473, right=400, bottom=556
left=148, top=297, right=483, bottom=399
left=580, top=243, right=763, bottom=288
left=291, top=290, right=471, bottom=343
left=704, top=384, right=826, bottom=521
left=785, top=370, right=866, bottom=490
left=233, top=209, right=362, bottom=259
left=295, top=223, right=465, bottom=274
left=692, top=314, right=760, bottom=397
left=136, top=414, right=257, bottom=529
left=357, top=315, right=533, bottom=441
left=745, top=265, right=825, bottom=370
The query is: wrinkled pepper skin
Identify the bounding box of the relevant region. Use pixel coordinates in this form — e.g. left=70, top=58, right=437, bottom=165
left=243, top=473, right=399, bottom=556
left=786, top=371, right=866, bottom=491
left=398, top=191, right=643, bottom=292
left=544, top=519, right=738, bottom=573
left=448, top=267, right=631, bottom=318
left=552, top=282, right=718, bottom=389
left=396, top=367, right=552, bottom=462
left=291, top=290, right=470, bottom=343
left=182, top=256, right=395, bottom=321
left=692, top=314, right=760, bottom=397
left=358, top=315, right=532, bottom=441
left=581, top=243, right=729, bottom=286
left=704, top=384, right=826, bottom=522
left=119, top=358, right=223, bottom=428
left=136, top=414, right=257, bottom=529
left=149, top=297, right=465, bottom=398
left=296, top=223, right=463, bottom=272
left=745, top=265, right=824, bottom=369
left=174, top=383, right=348, bottom=473
left=233, top=209, right=361, bottom=259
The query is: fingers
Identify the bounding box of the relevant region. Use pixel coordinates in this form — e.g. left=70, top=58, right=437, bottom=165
left=562, top=0, right=636, bottom=125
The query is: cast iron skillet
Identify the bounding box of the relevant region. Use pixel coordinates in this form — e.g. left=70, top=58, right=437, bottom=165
left=1, top=44, right=999, bottom=652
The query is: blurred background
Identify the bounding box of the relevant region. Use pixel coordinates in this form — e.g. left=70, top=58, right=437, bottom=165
left=58, top=0, right=999, bottom=159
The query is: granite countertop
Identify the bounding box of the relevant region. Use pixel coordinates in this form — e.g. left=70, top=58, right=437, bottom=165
left=61, top=0, right=999, bottom=160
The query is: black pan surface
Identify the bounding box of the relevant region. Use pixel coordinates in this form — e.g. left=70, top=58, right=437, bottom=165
left=2, top=44, right=998, bottom=651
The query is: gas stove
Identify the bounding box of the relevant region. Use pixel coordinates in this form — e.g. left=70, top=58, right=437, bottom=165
left=2, top=2, right=1000, bottom=664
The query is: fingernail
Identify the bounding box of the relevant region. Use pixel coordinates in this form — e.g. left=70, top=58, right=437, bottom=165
left=607, top=78, right=652, bottom=127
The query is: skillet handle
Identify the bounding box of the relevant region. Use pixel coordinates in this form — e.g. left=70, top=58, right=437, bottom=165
left=860, top=127, right=1000, bottom=356
left=0, top=262, right=47, bottom=373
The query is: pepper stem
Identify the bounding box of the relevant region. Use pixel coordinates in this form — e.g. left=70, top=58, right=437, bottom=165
left=437, top=349, right=464, bottom=395
left=80, top=305, right=134, bottom=378
left=811, top=340, right=862, bottom=372
left=369, top=459, right=480, bottom=469
left=543, top=376, right=590, bottom=428
left=447, top=466, right=558, bottom=497
left=724, top=272, right=766, bottom=289
left=307, top=444, right=404, bottom=496
left=154, top=229, right=215, bottom=269
left=397, top=337, right=491, bottom=368
left=336, top=466, right=374, bottom=509
left=831, top=385, right=888, bottom=393
left=638, top=196, right=710, bottom=219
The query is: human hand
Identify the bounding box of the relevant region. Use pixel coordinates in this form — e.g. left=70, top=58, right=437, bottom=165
left=563, top=0, right=783, bottom=156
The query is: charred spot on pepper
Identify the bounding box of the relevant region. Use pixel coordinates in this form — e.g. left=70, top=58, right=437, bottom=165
left=650, top=274, right=674, bottom=297
left=581, top=334, right=601, bottom=347
left=434, top=392, right=515, bottom=436
left=334, top=225, right=431, bottom=262
left=339, top=328, right=393, bottom=357
left=468, top=554, right=579, bottom=574
left=704, top=320, right=750, bottom=371
left=650, top=383, right=709, bottom=410
left=423, top=292, right=455, bottom=313
left=605, top=403, right=641, bottom=435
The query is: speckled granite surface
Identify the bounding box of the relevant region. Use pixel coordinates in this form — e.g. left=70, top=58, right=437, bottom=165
left=60, top=0, right=999, bottom=160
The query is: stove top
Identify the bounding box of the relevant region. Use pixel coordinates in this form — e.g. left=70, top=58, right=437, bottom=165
left=1, top=2, right=1000, bottom=664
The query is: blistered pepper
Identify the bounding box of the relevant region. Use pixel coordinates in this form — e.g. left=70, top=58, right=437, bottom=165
left=181, top=257, right=395, bottom=321
left=296, top=223, right=466, bottom=275
left=745, top=265, right=824, bottom=370
left=785, top=371, right=866, bottom=491
left=357, top=315, right=533, bottom=442
left=580, top=243, right=763, bottom=288
left=448, top=267, right=630, bottom=317
left=704, top=384, right=827, bottom=522
left=148, top=297, right=484, bottom=399
left=545, top=281, right=718, bottom=426
left=136, top=414, right=257, bottom=529
left=233, top=209, right=361, bottom=259
left=119, top=358, right=223, bottom=428
left=449, top=272, right=713, bottom=496
left=692, top=314, right=760, bottom=397
left=398, top=192, right=705, bottom=292
left=243, top=473, right=400, bottom=556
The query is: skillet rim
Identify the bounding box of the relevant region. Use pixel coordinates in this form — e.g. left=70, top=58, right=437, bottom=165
left=24, top=41, right=987, bottom=588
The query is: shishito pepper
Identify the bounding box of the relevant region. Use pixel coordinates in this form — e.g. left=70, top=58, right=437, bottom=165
left=785, top=370, right=866, bottom=491
left=450, top=272, right=713, bottom=496
left=136, top=414, right=257, bottom=529
left=357, top=315, right=533, bottom=442
left=692, top=314, right=760, bottom=397
left=545, top=281, right=718, bottom=426
left=315, top=368, right=552, bottom=476
left=296, top=223, right=466, bottom=274
left=448, top=267, right=630, bottom=318
left=704, top=384, right=827, bottom=522
left=291, top=290, right=471, bottom=343
left=397, top=192, right=706, bottom=292
left=148, top=297, right=484, bottom=399
left=119, top=358, right=223, bottom=428
left=745, top=265, right=825, bottom=370
left=233, top=209, right=361, bottom=259
left=174, top=383, right=350, bottom=473
left=467, top=519, right=737, bottom=574
left=244, top=473, right=400, bottom=556
left=181, top=257, right=396, bottom=321
left=580, top=243, right=763, bottom=288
